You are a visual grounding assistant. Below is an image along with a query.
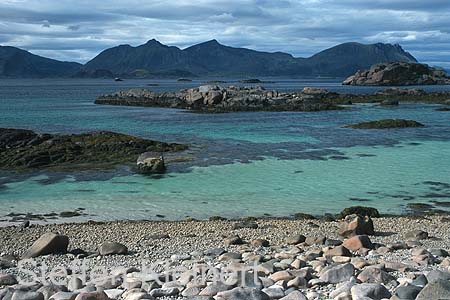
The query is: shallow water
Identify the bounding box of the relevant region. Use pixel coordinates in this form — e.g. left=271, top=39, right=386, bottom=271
left=1, top=78, right=450, bottom=222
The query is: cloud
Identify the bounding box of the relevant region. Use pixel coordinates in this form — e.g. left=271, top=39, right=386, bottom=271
left=0, top=0, right=448, bottom=67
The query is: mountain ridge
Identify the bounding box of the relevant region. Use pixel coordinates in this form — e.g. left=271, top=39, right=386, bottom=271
left=1, top=40, right=418, bottom=78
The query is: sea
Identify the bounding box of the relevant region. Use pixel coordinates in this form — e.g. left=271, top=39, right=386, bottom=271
left=1, top=78, right=450, bottom=223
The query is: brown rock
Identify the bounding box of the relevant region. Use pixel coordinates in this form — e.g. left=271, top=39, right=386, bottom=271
left=339, top=215, right=374, bottom=238
left=343, top=235, right=374, bottom=252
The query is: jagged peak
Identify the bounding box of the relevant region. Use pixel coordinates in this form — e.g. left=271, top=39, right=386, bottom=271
left=144, top=38, right=164, bottom=46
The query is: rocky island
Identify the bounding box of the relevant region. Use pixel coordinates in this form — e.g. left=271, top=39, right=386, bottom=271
left=95, top=85, right=450, bottom=112
left=343, top=62, right=450, bottom=86
left=0, top=128, right=186, bottom=172
left=95, top=86, right=341, bottom=112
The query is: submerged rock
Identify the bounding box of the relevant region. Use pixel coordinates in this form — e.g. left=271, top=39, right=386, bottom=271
left=345, top=119, right=425, bottom=129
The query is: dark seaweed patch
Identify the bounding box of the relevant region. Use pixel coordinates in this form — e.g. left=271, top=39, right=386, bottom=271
left=76, top=189, right=96, bottom=192
left=422, top=193, right=450, bottom=199
left=328, top=155, right=350, bottom=160
left=430, top=201, right=450, bottom=207
left=294, top=170, right=303, bottom=173
left=422, top=181, right=450, bottom=189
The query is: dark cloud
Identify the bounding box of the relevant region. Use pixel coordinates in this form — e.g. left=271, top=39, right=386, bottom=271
left=0, top=0, right=448, bottom=67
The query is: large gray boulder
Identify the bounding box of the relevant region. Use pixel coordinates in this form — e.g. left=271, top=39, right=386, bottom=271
left=22, top=233, right=70, bottom=259
left=319, top=263, right=355, bottom=283
left=415, top=279, right=450, bottom=300
left=351, top=283, right=391, bottom=300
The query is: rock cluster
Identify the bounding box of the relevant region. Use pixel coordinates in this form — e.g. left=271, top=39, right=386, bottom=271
left=343, top=62, right=450, bottom=86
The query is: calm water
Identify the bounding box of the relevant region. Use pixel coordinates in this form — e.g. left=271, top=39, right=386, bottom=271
left=1, top=78, right=450, bottom=222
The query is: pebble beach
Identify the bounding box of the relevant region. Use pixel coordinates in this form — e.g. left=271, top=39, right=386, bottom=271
left=1, top=215, right=450, bottom=299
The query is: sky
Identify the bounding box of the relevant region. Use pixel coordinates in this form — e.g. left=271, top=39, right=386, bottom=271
left=0, top=0, right=449, bottom=68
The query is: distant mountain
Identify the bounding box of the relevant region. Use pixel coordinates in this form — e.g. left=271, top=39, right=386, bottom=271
left=83, top=40, right=417, bottom=78
left=1, top=40, right=418, bottom=78
left=0, top=46, right=82, bottom=78
left=305, top=42, right=418, bottom=77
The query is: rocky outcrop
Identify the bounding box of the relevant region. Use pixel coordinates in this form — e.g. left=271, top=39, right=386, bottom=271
left=136, top=152, right=166, bottom=174
left=0, top=128, right=186, bottom=172
left=343, top=62, right=450, bottom=86
left=345, top=119, right=425, bottom=129
left=96, top=85, right=339, bottom=112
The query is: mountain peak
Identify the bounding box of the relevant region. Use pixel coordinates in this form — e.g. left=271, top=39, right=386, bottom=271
left=144, top=39, right=164, bottom=47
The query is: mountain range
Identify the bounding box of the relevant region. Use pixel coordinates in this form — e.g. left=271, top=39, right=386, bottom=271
left=0, top=40, right=418, bottom=78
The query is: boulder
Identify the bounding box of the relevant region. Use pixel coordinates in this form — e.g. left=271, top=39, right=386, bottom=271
left=415, top=279, right=450, bottom=300
left=350, top=283, right=391, bottom=300
left=98, top=242, right=128, bottom=256
left=22, top=233, right=70, bottom=258
left=338, top=206, right=380, bottom=218
left=339, top=215, right=374, bottom=238
left=319, top=263, right=355, bottom=283
left=285, top=234, right=306, bottom=245
left=74, top=292, right=109, bottom=300
left=343, top=235, right=374, bottom=251
left=216, top=287, right=270, bottom=300
left=11, top=291, right=44, bottom=300
left=136, top=152, right=165, bottom=174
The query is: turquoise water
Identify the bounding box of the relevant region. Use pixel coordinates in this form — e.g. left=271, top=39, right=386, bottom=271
left=1, top=79, right=450, bottom=222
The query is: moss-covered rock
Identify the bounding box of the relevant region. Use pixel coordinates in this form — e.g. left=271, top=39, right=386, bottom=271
left=0, top=128, right=187, bottom=172
left=345, top=119, right=425, bottom=129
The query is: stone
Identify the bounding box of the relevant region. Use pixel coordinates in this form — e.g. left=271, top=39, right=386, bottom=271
left=103, top=289, right=124, bottom=300
left=411, top=274, right=428, bottom=287
left=199, top=282, right=234, bottom=296
left=261, top=286, right=285, bottom=299
left=394, top=285, right=422, bottom=300
left=136, top=152, right=165, bottom=174
left=269, top=271, right=294, bottom=282
left=11, top=291, right=44, bottom=300
left=205, top=248, right=226, bottom=257
left=304, top=236, right=326, bottom=246
left=339, top=215, right=374, bottom=238
left=98, top=242, right=128, bottom=255
left=330, top=277, right=357, bottom=298
left=251, top=239, right=269, bottom=248
left=319, top=263, right=354, bottom=283
left=405, top=230, right=428, bottom=240
left=426, top=269, right=450, bottom=283
left=37, top=285, right=68, bottom=299
left=285, top=235, right=306, bottom=245
left=49, top=292, right=77, bottom=300
left=22, top=233, right=70, bottom=258
left=149, top=288, right=179, bottom=297
left=342, top=235, right=373, bottom=251
left=357, top=266, right=395, bottom=284
left=216, top=287, right=270, bottom=300
left=0, top=273, right=17, bottom=285
left=324, top=246, right=351, bottom=257
left=415, top=279, right=450, bottom=300
left=279, top=290, right=307, bottom=300
left=350, top=283, right=391, bottom=300
left=224, top=235, right=243, bottom=246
